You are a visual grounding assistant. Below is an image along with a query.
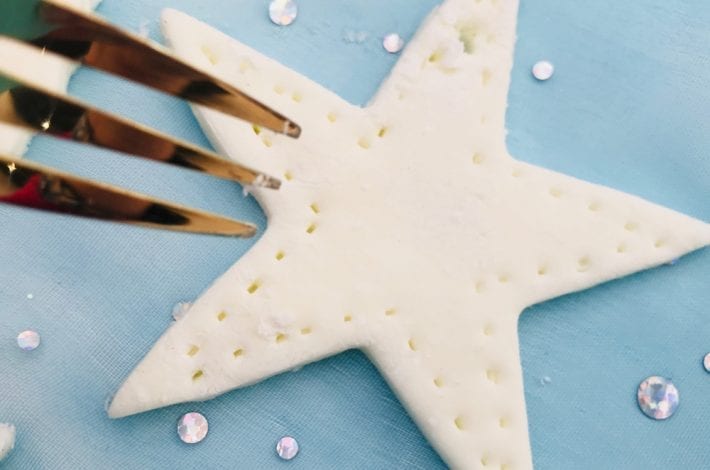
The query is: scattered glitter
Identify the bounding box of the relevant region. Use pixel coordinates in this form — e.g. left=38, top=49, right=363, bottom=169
left=343, top=29, right=369, bottom=44
left=532, top=60, right=554, bottom=81
left=276, top=436, right=299, bottom=460
left=177, top=412, right=208, bottom=444
left=703, top=353, right=710, bottom=373
left=539, top=376, right=552, bottom=386
left=26, top=293, right=34, bottom=300
left=17, top=330, right=40, bottom=351
left=269, top=0, right=298, bottom=26
left=172, top=302, right=192, bottom=321
left=383, top=33, right=405, bottom=53
left=637, top=376, right=679, bottom=420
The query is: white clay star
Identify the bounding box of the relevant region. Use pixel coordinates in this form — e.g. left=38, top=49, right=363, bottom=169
left=108, top=2, right=710, bottom=468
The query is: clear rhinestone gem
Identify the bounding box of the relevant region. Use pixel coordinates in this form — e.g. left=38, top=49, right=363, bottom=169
left=703, top=353, right=710, bottom=373
left=532, top=60, right=554, bottom=81
left=383, top=33, right=404, bottom=53
left=637, top=376, right=679, bottom=420
left=177, top=412, right=208, bottom=444
left=276, top=436, right=299, bottom=460
left=269, top=0, right=298, bottom=26
left=17, top=330, right=40, bottom=351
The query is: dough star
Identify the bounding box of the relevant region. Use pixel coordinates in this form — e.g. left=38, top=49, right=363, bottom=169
left=109, top=2, right=710, bottom=469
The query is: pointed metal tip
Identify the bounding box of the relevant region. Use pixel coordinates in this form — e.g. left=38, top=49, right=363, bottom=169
left=260, top=174, right=282, bottom=190
left=285, top=120, right=301, bottom=138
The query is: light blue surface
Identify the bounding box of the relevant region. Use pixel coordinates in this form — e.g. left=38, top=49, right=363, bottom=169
left=1, top=0, right=708, bottom=468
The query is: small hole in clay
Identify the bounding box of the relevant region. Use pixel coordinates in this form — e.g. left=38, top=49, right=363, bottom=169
left=654, top=239, right=666, bottom=248
left=217, top=311, right=227, bottom=322
left=428, top=50, right=443, bottom=63
left=472, top=153, right=484, bottom=165
left=200, top=45, right=218, bottom=65
left=261, top=136, right=273, bottom=148
left=537, top=266, right=547, bottom=276
left=616, top=243, right=627, bottom=254
left=486, top=369, right=499, bottom=384
left=577, top=256, right=591, bottom=272
left=385, top=308, right=396, bottom=316
left=310, top=203, right=320, bottom=214
left=284, top=171, right=293, bottom=181
left=624, top=222, right=638, bottom=232
left=233, top=348, right=244, bottom=358
left=433, top=377, right=443, bottom=388
left=481, top=456, right=489, bottom=467
left=378, top=126, right=388, bottom=138
left=482, top=69, right=492, bottom=86
left=306, top=223, right=317, bottom=234
left=549, top=188, right=563, bottom=198
left=291, top=92, right=302, bottom=103
left=273, top=84, right=285, bottom=95
left=252, top=124, right=262, bottom=135
left=475, top=281, right=486, bottom=293
left=456, top=22, right=477, bottom=54
left=408, top=339, right=417, bottom=351
left=275, top=251, right=285, bottom=261
left=192, top=370, right=204, bottom=381
left=238, top=60, right=251, bottom=73
left=327, top=112, right=337, bottom=123
left=358, top=137, right=371, bottom=149
left=276, top=333, right=287, bottom=343
left=247, top=281, right=261, bottom=294
left=344, top=314, right=353, bottom=322
left=588, top=202, right=601, bottom=212
left=187, top=345, right=200, bottom=357
left=454, top=417, right=465, bottom=430
left=499, top=417, right=509, bottom=429
left=300, top=327, right=312, bottom=335
left=483, top=324, right=494, bottom=336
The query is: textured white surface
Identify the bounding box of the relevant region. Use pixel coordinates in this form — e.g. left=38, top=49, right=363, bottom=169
left=0, top=0, right=102, bottom=157
left=109, top=2, right=710, bottom=469
left=0, top=423, right=16, bottom=462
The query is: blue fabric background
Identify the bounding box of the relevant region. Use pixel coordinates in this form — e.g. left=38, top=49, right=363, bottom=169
left=1, top=0, right=708, bottom=468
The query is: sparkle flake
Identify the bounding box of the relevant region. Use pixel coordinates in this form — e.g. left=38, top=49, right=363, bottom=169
left=276, top=436, right=299, bottom=460
left=383, top=33, right=404, bottom=53
left=637, top=376, right=679, bottom=420
left=17, top=330, right=40, bottom=351
left=269, top=0, right=298, bottom=26
left=177, top=412, right=208, bottom=444
left=532, top=60, right=554, bottom=81
left=703, top=353, right=710, bottom=373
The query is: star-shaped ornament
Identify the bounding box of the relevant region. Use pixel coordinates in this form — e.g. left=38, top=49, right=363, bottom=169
left=109, top=2, right=710, bottom=468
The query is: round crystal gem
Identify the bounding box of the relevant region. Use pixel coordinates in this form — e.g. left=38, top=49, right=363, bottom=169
left=269, top=0, right=298, bottom=26
left=383, top=33, right=404, bottom=53
left=637, top=376, right=679, bottom=420
left=17, top=330, right=40, bottom=351
left=703, top=353, right=710, bottom=373
left=532, top=60, right=554, bottom=81
left=276, top=436, right=299, bottom=460
left=177, top=412, right=208, bottom=444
